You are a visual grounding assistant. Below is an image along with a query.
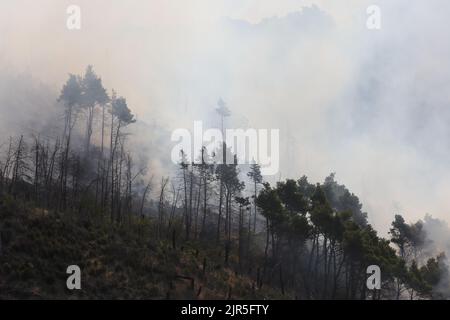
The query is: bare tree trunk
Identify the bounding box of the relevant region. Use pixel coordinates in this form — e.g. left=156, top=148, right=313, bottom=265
left=158, top=177, right=169, bottom=237
left=238, top=204, right=244, bottom=271
left=188, top=168, right=193, bottom=236
left=260, top=217, right=270, bottom=289
left=182, top=163, right=189, bottom=240
left=194, top=181, right=201, bottom=239
left=85, top=104, right=95, bottom=155
left=217, top=181, right=223, bottom=243
left=200, top=175, right=208, bottom=238
left=168, top=183, right=180, bottom=229
left=140, top=179, right=152, bottom=217
left=33, top=136, right=40, bottom=203
left=253, top=181, right=257, bottom=233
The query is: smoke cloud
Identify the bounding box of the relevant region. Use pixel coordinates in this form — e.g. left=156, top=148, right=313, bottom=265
left=0, top=0, right=449, bottom=235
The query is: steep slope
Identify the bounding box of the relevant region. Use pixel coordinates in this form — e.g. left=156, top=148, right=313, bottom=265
left=0, top=195, right=284, bottom=299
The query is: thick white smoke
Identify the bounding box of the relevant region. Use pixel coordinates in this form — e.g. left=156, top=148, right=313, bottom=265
left=0, top=0, right=449, bottom=235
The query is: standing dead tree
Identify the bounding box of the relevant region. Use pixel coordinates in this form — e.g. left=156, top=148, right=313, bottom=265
left=157, top=177, right=170, bottom=237
left=107, top=91, right=135, bottom=223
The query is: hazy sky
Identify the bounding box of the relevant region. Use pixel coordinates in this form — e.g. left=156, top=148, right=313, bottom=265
left=1, top=0, right=449, bottom=234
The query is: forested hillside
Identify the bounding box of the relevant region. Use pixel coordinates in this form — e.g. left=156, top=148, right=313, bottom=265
left=0, top=66, right=449, bottom=299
